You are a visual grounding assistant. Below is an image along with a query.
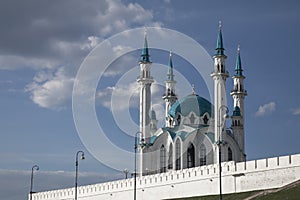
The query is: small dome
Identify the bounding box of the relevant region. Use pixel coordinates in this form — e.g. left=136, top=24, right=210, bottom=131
left=233, top=106, right=241, bottom=116
left=150, top=109, right=157, bottom=120
left=168, top=94, right=213, bottom=118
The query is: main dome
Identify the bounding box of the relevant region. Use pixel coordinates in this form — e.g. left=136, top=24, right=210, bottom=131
left=168, top=94, right=213, bottom=118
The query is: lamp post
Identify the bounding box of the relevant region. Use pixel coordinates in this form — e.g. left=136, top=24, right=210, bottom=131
left=75, top=151, right=85, bottom=200
left=30, top=165, right=39, bottom=200
left=217, top=105, right=229, bottom=200
left=134, top=131, right=141, bottom=200
left=123, top=169, right=129, bottom=179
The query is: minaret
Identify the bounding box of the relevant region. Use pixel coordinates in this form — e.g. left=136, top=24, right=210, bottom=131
left=211, top=22, right=229, bottom=163
left=149, top=107, right=158, bottom=135
left=230, top=45, right=247, bottom=161
left=137, top=31, right=154, bottom=176
left=163, top=51, right=177, bottom=127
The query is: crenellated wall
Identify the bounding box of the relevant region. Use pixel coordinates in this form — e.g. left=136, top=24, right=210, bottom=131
left=31, top=154, right=300, bottom=200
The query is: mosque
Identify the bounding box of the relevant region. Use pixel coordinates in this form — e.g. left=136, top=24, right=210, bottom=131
left=31, top=26, right=300, bottom=200
left=137, top=25, right=247, bottom=176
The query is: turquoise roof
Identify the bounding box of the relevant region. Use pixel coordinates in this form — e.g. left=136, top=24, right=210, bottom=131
left=167, top=51, right=174, bottom=81
left=168, top=94, right=213, bottom=118
left=140, top=34, right=151, bottom=63
left=150, top=135, right=157, bottom=144
left=233, top=106, right=241, bottom=116
left=215, top=24, right=225, bottom=56
left=234, top=46, right=243, bottom=76
left=205, top=132, right=215, bottom=143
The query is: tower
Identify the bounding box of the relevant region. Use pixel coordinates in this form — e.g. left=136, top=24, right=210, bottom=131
left=137, top=32, right=154, bottom=176
left=163, top=51, right=177, bottom=127
left=137, top=32, right=154, bottom=141
left=230, top=45, right=247, bottom=161
left=210, top=22, right=229, bottom=162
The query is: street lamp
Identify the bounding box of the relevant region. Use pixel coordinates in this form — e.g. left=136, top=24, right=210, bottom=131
left=75, top=151, right=85, bottom=200
left=217, top=105, right=229, bottom=200
left=123, top=169, right=129, bottom=179
left=30, top=165, right=39, bottom=200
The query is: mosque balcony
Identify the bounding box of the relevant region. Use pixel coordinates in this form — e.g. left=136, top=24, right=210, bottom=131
left=230, top=89, right=247, bottom=95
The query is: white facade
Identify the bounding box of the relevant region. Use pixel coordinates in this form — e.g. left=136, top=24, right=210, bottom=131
left=31, top=154, right=300, bottom=200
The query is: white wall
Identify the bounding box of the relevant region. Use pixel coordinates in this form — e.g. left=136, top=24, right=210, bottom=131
left=31, top=154, right=300, bottom=200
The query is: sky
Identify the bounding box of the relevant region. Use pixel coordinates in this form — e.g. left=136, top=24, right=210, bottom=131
left=0, top=0, right=300, bottom=199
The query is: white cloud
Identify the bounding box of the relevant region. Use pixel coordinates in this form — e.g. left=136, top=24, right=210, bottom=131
left=97, top=82, right=139, bottom=110
left=0, top=55, right=59, bottom=70
left=25, top=69, right=74, bottom=110
left=291, top=108, right=300, bottom=115
left=255, top=102, right=276, bottom=117
left=16, top=0, right=161, bottom=110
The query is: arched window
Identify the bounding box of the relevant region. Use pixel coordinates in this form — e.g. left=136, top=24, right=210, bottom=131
left=160, top=145, right=166, bottom=173
left=175, top=140, right=181, bottom=170
left=189, top=114, right=195, bottom=124
left=200, top=144, right=206, bottom=166
left=187, top=143, right=195, bottom=168
left=228, top=147, right=233, bottom=161
left=168, top=144, right=173, bottom=170
left=203, top=115, right=209, bottom=125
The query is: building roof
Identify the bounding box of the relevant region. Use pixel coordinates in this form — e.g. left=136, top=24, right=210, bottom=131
left=168, top=94, right=213, bottom=118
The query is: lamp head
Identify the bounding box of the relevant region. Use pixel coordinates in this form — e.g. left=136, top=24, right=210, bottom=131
left=33, top=165, right=39, bottom=171
left=80, top=153, right=85, bottom=160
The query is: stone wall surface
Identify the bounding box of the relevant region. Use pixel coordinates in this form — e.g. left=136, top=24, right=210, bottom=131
left=31, top=154, right=300, bottom=200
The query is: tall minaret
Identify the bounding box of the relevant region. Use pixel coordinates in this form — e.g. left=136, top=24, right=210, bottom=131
left=137, top=31, right=154, bottom=141
left=163, top=51, right=177, bottom=127
left=211, top=22, right=229, bottom=163
left=230, top=45, right=247, bottom=161
left=137, top=31, right=154, bottom=176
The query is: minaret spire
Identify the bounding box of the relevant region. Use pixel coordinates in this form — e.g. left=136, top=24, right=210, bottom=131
left=167, top=50, right=174, bottom=81
left=140, top=29, right=150, bottom=63
left=216, top=21, right=225, bottom=56
left=235, top=44, right=243, bottom=76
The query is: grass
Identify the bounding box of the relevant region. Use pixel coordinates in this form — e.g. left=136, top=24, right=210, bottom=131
left=167, top=180, right=300, bottom=200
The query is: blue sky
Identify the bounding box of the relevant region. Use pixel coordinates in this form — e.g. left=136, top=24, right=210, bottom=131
left=0, top=0, right=300, bottom=199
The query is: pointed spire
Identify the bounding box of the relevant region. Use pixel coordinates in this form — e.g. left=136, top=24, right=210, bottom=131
left=215, top=21, right=225, bottom=56
left=140, top=28, right=151, bottom=63
left=235, top=44, right=243, bottom=76
left=167, top=50, right=174, bottom=81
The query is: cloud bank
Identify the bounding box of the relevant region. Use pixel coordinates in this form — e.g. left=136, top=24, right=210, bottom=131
left=255, top=102, right=276, bottom=117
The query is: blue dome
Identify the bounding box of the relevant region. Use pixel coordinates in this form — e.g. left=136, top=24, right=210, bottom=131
left=233, top=106, right=241, bottom=116
left=168, top=94, right=213, bottom=118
